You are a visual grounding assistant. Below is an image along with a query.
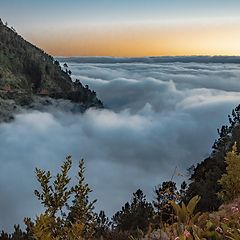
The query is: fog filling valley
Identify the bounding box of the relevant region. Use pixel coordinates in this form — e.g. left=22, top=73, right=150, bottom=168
left=2, top=57, right=240, bottom=230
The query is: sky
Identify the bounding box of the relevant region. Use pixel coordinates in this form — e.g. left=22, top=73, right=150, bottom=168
left=1, top=0, right=240, bottom=56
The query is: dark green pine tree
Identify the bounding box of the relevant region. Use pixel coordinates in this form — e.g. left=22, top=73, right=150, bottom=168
left=112, top=189, right=154, bottom=234
left=94, top=210, right=111, bottom=239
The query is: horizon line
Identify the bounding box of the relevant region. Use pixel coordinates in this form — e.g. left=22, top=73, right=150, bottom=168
left=56, top=55, right=240, bottom=58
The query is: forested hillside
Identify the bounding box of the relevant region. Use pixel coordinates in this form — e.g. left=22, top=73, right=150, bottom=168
left=0, top=18, right=102, bottom=109
left=186, top=105, right=240, bottom=212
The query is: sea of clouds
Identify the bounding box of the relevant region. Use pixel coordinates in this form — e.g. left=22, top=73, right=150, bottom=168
left=1, top=57, right=240, bottom=231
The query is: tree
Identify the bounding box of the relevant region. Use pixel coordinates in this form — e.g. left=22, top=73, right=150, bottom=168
left=153, top=181, right=182, bottom=224
left=218, top=142, right=240, bottom=202
left=54, top=60, right=60, bottom=66
left=94, top=211, right=111, bottom=239
left=67, top=159, right=97, bottom=238
left=112, top=189, right=154, bottom=234
left=0, top=225, right=32, bottom=240
left=24, top=156, right=97, bottom=240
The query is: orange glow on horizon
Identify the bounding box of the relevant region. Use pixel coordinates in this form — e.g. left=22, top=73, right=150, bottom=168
left=25, top=22, right=240, bottom=57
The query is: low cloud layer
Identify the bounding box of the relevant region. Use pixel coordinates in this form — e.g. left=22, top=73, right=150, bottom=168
left=58, top=56, right=240, bottom=64
left=1, top=58, right=240, bottom=231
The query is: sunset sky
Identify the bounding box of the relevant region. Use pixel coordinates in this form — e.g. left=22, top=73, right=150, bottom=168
left=1, top=0, right=240, bottom=56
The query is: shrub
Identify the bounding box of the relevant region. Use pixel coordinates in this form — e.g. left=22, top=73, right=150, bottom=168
left=24, top=156, right=97, bottom=240
left=218, top=142, right=240, bottom=202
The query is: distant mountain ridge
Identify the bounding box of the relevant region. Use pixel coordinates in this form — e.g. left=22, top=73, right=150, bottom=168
left=0, top=18, right=103, bottom=121
left=58, top=56, right=240, bottom=64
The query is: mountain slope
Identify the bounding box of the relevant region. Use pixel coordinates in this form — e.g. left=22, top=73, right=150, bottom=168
left=186, top=105, right=240, bottom=212
left=0, top=18, right=103, bottom=112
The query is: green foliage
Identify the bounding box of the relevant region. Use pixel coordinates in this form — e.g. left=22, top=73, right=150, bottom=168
left=153, top=181, right=183, bottom=225
left=67, top=159, right=97, bottom=238
left=218, top=142, right=240, bottom=202
left=0, top=225, right=32, bottom=240
left=144, top=197, right=240, bottom=240
left=34, top=156, right=72, bottom=216
left=94, top=211, right=111, bottom=239
left=144, top=195, right=202, bottom=239
left=24, top=156, right=97, bottom=240
left=112, top=189, right=154, bottom=234
left=155, top=196, right=201, bottom=239
left=171, top=195, right=201, bottom=226
left=25, top=213, right=85, bottom=240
